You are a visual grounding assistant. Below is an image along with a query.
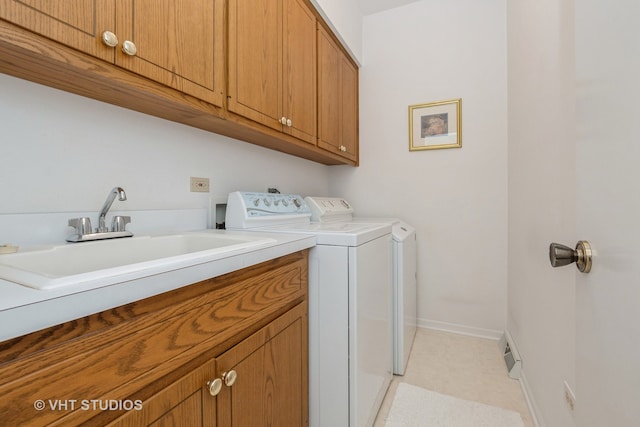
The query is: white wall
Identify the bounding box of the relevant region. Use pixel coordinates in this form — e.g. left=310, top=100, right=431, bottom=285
left=359, top=0, right=421, bottom=16
left=0, top=74, right=329, bottom=240
left=329, top=0, right=508, bottom=336
left=507, top=0, right=576, bottom=426
left=311, top=0, right=363, bottom=63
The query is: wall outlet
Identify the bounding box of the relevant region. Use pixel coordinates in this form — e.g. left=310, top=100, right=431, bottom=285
left=190, top=177, right=210, bottom=192
left=564, top=380, right=576, bottom=411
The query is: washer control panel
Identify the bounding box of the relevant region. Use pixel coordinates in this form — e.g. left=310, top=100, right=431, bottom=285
left=225, top=191, right=311, bottom=229
left=240, top=192, right=309, bottom=216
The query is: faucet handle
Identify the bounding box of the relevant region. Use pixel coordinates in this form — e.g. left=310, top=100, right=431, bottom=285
left=68, top=217, right=93, bottom=235
left=111, top=215, right=131, bottom=232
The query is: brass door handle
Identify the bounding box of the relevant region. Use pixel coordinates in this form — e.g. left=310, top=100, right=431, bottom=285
left=549, top=241, right=592, bottom=273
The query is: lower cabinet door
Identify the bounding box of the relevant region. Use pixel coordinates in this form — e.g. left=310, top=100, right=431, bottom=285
left=217, top=303, right=308, bottom=427
left=107, top=302, right=307, bottom=427
left=106, top=360, right=218, bottom=427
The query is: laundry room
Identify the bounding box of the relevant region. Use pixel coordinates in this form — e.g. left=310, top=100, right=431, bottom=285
left=1, top=0, right=639, bottom=426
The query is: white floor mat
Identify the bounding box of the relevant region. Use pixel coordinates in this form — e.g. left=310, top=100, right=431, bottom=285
left=385, top=383, right=525, bottom=427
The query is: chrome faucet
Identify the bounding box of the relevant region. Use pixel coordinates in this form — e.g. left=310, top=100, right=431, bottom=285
left=98, top=187, right=127, bottom=232
left=66, top=186, right=133, bottom=242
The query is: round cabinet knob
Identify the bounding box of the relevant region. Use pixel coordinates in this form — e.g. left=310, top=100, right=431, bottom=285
left=101, top=31, right=119, bottom=48
left=286, top=118, right=292, bottom=127
left=122, top=40, right=137, bottom=56
left=207, top=378, right=223, bottom=396
left=222, top=370, right=237, bottom=387
left=280, top=117, right=287, bottom=125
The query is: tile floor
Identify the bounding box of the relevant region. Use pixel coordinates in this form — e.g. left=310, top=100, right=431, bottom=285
left=374, top=328, right=535, bottom=427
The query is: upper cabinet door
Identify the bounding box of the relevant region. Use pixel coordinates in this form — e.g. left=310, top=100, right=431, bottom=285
left=227, top=0, right=282, bottom=128
left=339, top=55, right=358, bottom=160
left=228, top=0, right=317, bottom=144
left=317, top=27, right=341, bottom=149
left=317, top=26, right=359, bottom=162
left=282, top=0, right=317, bottom=144
left=0, top=0, right=224, bottom=106
left=0, top=0, right=116, bottom=61
left=115, top=0, right=224, bottom=106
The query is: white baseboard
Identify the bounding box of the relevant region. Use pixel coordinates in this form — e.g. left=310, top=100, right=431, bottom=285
left=501, top=330, right=544, bottom=427
left=417, top=318, right=503, bottom=340
left=518, top=370, right=544, bottom=427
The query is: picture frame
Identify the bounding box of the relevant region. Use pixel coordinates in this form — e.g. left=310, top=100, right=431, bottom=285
left=409, top=98, right=462, bottom=151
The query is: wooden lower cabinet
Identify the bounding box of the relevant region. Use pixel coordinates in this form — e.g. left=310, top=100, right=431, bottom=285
left=107, top=360, right=218, bottom=426
left=0, top=251, right=308, bottom=427
left=108, top=303, right=307, bottom=427
left=217, top=303, right=307, bottom=427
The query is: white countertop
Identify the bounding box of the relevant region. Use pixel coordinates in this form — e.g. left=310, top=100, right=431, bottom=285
left=0, top=230, right=315, bottom=342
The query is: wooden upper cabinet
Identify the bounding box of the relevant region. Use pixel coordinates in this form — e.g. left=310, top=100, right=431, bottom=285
left=228, top=0, right=317, bottom=144
left=317, top=26, right=359, bottom=163
left=227, top=0, right=280, bottom=126
left=282, top=0, right=317, bottom=144
left=0, top=0, right=224, bottom=106
left=115, top=0, right=224, bottom=106
left=0, top=0, right=116, bottom=61
left=1, top=0, right=356, bottom=164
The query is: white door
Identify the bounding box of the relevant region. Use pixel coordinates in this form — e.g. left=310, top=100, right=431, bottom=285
left=574, top=0, right=640, bottom=425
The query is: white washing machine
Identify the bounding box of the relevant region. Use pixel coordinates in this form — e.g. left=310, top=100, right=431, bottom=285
left=225, top=191, right=393, bottom=427
left=305, top=196, right=418, bottom=375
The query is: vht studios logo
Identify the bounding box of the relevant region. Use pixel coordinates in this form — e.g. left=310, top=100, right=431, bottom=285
left=34, top=399, right=143, bottom=411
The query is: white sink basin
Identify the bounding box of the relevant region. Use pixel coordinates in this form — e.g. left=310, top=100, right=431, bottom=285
left=0, top=232, right=276, bottom=290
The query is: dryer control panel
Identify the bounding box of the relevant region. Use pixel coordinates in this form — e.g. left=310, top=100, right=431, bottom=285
left=305, top=196, right=354, bottom=222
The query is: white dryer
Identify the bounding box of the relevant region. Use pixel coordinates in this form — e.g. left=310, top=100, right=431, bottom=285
left=226, top=191, right=392, bottom=427
left=305, top=196, right=418, bottom=375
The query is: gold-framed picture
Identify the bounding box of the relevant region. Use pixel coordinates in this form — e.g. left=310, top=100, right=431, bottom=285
left=409, top=98, right=462, bottom=151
